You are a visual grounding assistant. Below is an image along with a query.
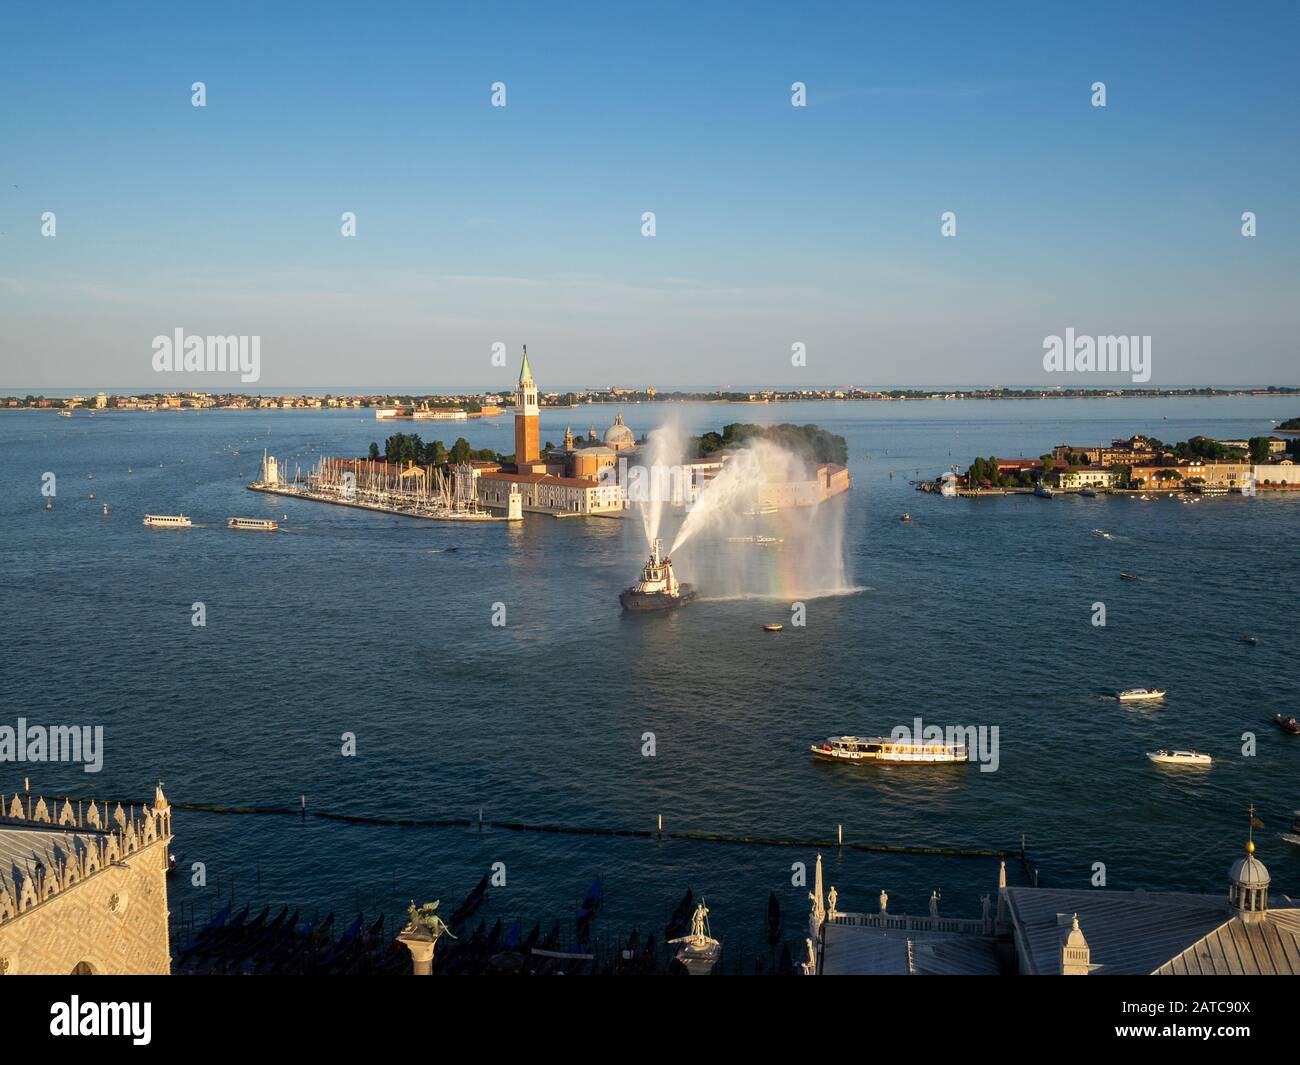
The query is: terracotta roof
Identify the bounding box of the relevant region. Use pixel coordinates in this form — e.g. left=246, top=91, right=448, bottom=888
left=480, top=471, right=602, bottom=489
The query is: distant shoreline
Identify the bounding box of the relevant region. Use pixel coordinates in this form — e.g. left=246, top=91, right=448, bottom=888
left=4, top=387, right=1299, bottom=414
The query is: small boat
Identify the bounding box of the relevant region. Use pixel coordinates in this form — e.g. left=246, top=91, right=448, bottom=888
left=102, top=503, right=109, bottom=516
left=766, top=891, right=782, bottom=948
left=1120, top=572, right=1140, bottom=582
left=44, top=500, right=53, bottom=511
left=1117, top=688, right=1166, bottom=702
left=449, top=872, right=489, bottom=926
left=143, top=514, right=192, bottom=528
left=763, top=623, right=783, bottom=632
left=812, top=735, right=968, bottom=764
left=1091, top=528, right=1114, bottom=540
left=900, top=512, right=911, bottom=522
left=59, top=409, right=72, bottom=417
left=1079, top=486, right=1098, bottom=498
left=227, top=517, right=278, bottom=531
left=1147, top=749, right=1211, bottom=767
left=664, top=887, right=695, bottom=942
left=1034, top=483, right=1055, bottom=499
left=1242, top=634, right=1258, bottom=646
left=1281, top=812, right=1300, bottom=848
left=1273, top=714, right=1300, bottom=735
left=575, top=877, right=603, bottom=929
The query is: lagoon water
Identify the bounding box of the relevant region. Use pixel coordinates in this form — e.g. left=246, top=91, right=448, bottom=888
left=2, top=396, right=1297, bottom=965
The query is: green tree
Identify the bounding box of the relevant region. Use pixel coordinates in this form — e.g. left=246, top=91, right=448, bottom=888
left=368, top=442, right=380, bottom=461
left=1249, top=436, right=1271, bottom=463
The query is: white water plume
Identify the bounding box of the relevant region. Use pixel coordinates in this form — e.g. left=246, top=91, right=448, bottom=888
left=670, top=440, right=799, bottom=554
left=664, top=438, right=857, bottom=600
left=637, top=420, right=685, bottom=547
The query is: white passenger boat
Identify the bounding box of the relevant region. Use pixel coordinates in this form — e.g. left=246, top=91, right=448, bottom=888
left=726, top=535, right=783, bottom=545
left=143, top=514, right=192, bottom=528
left=1147, top=749, right=1211, bottom=766
left=227, top=517, right=278, bottom=531
left=1118, top=688, right=1166, bottom=702
left=811, top=735, right=968, bottom=764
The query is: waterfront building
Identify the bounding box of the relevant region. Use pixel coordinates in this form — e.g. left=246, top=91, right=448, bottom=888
left=476, top=469, right=623, bottom=515
left=1058, top=467, right=1116, bottom=491
left=0, top=783, right=173, bottom=975
left=1253, top=458, right=1299, bottom=486
left=808, top=820, right=1299, bottom=975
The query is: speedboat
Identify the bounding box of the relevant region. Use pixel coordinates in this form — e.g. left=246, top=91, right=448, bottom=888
left=1147, top=750, right=1211, bottom=766
left=1282, top=812, right=1300, bottom=848
left=1120, top=572, right=1140, bottom=582
left=1033, top=483, right=1055, bottom=499
left=1273, top=714, right=1300, bottom=735
left=1242, top=634, right=1258, bottom=646
left=1118, top=688, right=1166, bottom=702
left=763, top=623, right=783, bottom=632
left=1079, top=486, right=1098, bottom=498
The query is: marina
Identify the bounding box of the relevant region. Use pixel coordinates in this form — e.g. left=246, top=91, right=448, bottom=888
left=247, top=451, right=512, bottom=522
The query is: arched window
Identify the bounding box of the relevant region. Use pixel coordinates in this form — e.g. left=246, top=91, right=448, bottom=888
left=71, top=960, right=96, bottom=975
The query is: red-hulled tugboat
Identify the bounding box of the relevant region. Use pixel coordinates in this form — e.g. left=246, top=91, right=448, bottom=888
left=620, top=538, right=696, bottom=611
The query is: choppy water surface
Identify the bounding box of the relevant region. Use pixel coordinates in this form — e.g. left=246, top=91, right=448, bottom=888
left=2, top=397, right=1297, bottom=962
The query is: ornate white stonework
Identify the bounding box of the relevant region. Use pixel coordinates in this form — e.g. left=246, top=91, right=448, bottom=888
left=0, top=783, right=172, bottom=974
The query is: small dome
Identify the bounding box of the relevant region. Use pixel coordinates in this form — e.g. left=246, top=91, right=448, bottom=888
left=604, top=413, right=635, bottom=449
left=1229, top=853, right=1270, bottom=888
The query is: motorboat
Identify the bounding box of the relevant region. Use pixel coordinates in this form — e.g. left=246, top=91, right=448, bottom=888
left=1118, top=688, right=1166, bottom=702
left=1273, top=714, right=1300, bottom=735
left=1147, top=750, right=1211, bottom=767
left=1281, top=812, right=1300, bottom=848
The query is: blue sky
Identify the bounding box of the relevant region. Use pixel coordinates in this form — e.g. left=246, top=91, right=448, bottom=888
left=1, top=0, right=1297, bottom=389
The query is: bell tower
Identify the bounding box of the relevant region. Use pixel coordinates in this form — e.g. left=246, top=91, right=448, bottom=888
left=514, top=346, right=540, bottom=469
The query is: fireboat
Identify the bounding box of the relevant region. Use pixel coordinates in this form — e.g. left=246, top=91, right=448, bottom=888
left=620, top=538, right=696, bottom=612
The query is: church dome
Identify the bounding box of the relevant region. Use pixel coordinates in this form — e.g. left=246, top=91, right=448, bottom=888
left=1230, top=847, right=1270, bottom=888
left=604, top=413, right=635, bottom=450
